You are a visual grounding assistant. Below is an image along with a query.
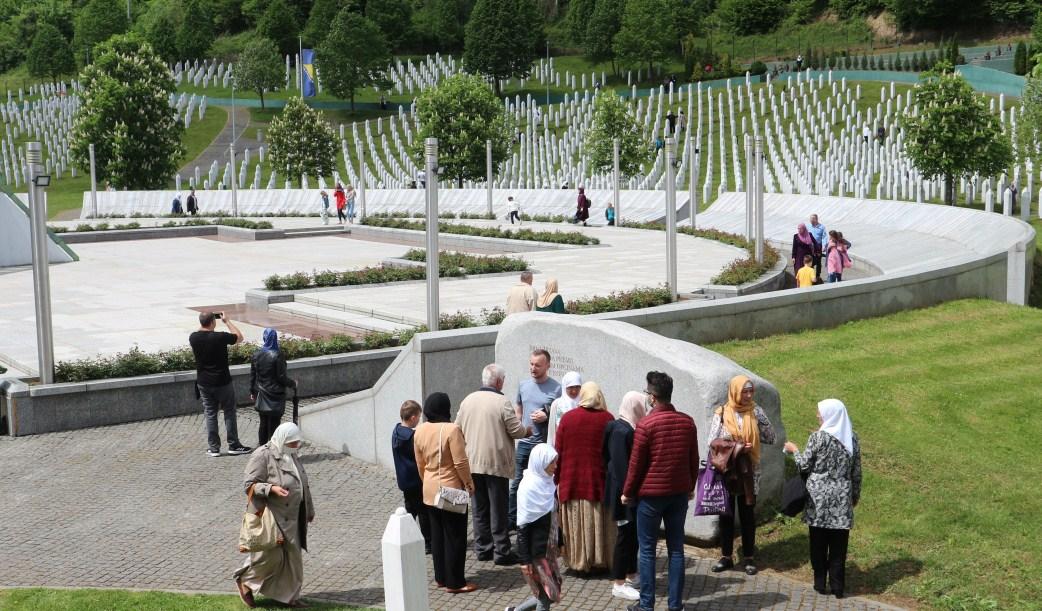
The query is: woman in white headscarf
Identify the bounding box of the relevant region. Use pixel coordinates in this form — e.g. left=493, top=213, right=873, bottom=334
left=510, top=443, right=563, bottom=611
left=602, top=391, right=647, bottom=601
left=784, top=399, right=862, bottom=599
left=235, top=422, right=315, bottom=608
left=547, top=371, right=582, bottom=446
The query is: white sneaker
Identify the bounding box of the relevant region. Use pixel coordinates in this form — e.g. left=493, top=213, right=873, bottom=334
left=626, top=576, right=641, bottom=589
left=612, top=583, right=640, bottom=600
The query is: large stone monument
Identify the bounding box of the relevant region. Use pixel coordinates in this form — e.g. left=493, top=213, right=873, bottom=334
left=495, top=312, right=786, bottom=543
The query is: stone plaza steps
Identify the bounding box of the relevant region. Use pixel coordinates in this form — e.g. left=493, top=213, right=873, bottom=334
left=270, top=299, right=421, bottom=334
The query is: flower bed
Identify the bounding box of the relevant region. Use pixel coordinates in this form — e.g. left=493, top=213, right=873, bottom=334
left=50, top=218, right=274, bottom=233
left=362, top=217, right=599, bottom=245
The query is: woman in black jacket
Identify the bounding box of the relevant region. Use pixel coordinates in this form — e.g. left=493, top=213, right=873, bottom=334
left=603, top=391, right=647, bottom=602
left=250, top=327, right=297, bottom=445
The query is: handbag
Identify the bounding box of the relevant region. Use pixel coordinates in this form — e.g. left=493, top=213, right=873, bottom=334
left=780, top=474, right=809, bottom=517
left=238, top=484, right=282, bottom=553
left=693, top=462, right=732, bottom=517
left=432, top=424, right=470, bottom=514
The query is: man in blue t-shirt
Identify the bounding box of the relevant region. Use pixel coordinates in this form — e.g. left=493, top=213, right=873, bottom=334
left=508, top=348, right=562, bottom=529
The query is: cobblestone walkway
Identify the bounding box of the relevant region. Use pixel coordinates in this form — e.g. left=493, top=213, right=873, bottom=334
left=0, top=406, right=901, bottom=610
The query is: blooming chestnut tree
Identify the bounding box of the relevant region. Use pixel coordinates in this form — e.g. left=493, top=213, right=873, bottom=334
left=267, top=96, right=338, bottom=182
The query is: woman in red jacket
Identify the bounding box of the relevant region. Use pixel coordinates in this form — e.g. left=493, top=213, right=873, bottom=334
left=554, top=381, right=616, bottom=573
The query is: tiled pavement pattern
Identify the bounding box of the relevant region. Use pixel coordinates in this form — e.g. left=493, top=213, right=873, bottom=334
left=0, top=403, right=901, bottom=610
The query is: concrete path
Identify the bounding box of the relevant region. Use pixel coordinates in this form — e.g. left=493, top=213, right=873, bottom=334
left=0, top=406, right=902, bottom=610
left=0, top=220, right=743, bottom=373
left=177, top=105, right=261, bottom=183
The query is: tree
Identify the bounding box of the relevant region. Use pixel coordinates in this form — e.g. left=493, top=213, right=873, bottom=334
left=317, top=9, right=390, bottom=110
left=412, top=0, right=470, bottom=51
left=583, top=0, right=624, bottom=74
left=565, top=0, right=596, bottom=45
left=177, top=0, right=215, bottom=61
left=70, top=34, right=184, bottom=190
left=267, top=97, right=338, bottom=180
left=1016, top=77, right=1042, bottom=162
left=138, top=0, right=182, bottom=64
left=27, top=23, right=76, bottom=79
left=412, top=73, right=513, bottom=186
left=586, top=90, right=652, bottom=177
left=1015, top=41, right=1028, bottom=76
left=714, top=0, right=787, bottom=35
left=614, top=0, right=676, bottom=75
left=73, top=0, right=129, bottom=65
left=463, top=0, right=543, bottom=94
left=303, top=0, right=355, bottom=47
left=900, top=63, right=1012, bottom=206
left=366, top=0, right=413, bottom=50
left=257, top=0, right=300, bottom=56
left=236, top=37, right=283, bottom=109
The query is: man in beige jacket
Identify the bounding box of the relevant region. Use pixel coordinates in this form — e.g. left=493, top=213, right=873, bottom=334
left=455, top=363, right=531, bottom=565
left=505, top=271, right=538, bottom=315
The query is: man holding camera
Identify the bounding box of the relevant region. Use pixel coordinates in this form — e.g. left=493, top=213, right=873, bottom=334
left=190, top=311, right=252, bottom=457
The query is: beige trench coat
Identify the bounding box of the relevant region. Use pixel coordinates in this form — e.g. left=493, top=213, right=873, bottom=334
left=243, top=445, right=315, bottom=549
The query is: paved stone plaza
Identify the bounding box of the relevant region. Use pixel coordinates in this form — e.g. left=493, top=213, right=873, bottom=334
left=0, top=402, right=900, bottom=610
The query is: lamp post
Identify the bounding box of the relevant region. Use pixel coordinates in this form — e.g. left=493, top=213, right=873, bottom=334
left=230, top=82, right=238, bottom=216
left=744, top=134, right=753, bottom=240
left=25, top=142, right=54, bottom=384
left=88, top=143, right=98, bottom=218
left=754, top=136, right=765, bottom=264
left=665, top=136, right=678, bottom=302
left=424, top=138, right=440, bottom=332
left=612, top=138, right=620, bottom=225
left=486, top=139, right=493, bottom=218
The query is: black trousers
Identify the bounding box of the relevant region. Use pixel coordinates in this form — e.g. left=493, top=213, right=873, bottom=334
left=336, top=208, right=347, bottom=222
left=402, top=486, right=431, bottom=551
left=508, top=211, right=520, bottom=224
left=612, top=517, right=638, bottom=580
left=471, top=473, right=511, bottom=559
left=719, top=494, right=757, bottom=559
left=257, top=411, right=282, bottom=446
left=809, top=526, right=849, bottom=596
left=429, top=506, right=468, bottom=589
left=813, top=253, right=823, bottom=280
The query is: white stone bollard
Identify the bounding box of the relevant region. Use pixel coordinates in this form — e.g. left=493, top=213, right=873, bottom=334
left=382, top=507, right=428, bottom=611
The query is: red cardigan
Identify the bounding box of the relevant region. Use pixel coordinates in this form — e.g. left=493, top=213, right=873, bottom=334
left=554, top=407, right=615, bottom=503
left=622, top=403, right=699, bottom=499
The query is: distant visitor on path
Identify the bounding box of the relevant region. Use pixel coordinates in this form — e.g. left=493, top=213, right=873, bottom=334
left=391, top=400, right=432, bottom=554
left=666, top=111, right=678, bottom=135
left=555, top=382, right=616, bottom=574
left=186, top=189, right=198, bottom=215
left=507, top=443, right=564, bottom=611
left=346, top=184, right=357, bottom=222
left=235, top=422, right=314, bottom=608
left=603, top=391, right=647, bottom=602
left=791, top=223, right=816, bottom=279
left=250, top=327, right=297, bottom=446
left=826, top=231, right=852, bottom=283
left=785, top=399, right=862, bottom=599
left=172, top=191, right=183, bottom=214
left=189, top=311, right=251, bottom=457
left=414, top=392, right=478, bottom=593
left=334, top=183, right=347, bottom=225
left=506, top=271, right=539, bottom=315
left=535, top=278, right=565, bottom=313
left=605, top=202, right=616, bottom=226
left=510, top=350, right=562, bottom=529
left=709, top=375, right=777, bottom=577
left=808, top=214, right=827, bottom=282
left=621, top=371, right=699, bottom=611
left=547, top=371, right=582, bottom=446
left=508, top=196, right=522, bottom=224
left=319, top=190, right=330, bottom=225
left=574, top=188, right=591, bottom=226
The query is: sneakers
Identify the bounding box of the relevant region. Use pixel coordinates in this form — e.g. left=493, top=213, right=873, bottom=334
left=206, top=449, right=221, bottom=457
left=612, top=582, right=640, bottom=600
left=228, top=445, right=253, bottom=456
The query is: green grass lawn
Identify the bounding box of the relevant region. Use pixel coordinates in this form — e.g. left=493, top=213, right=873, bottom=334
left=709, top=299, right=1042, bottom=610
left=0, top=588, right=373, bottom=610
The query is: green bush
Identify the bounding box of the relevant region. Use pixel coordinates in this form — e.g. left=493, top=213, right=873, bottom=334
left=565, top=286, right=673, bottom=314
left=402, top=249, right=528, bottom=274
left=749, top=60, right=768, bottom=75
left=363, top=217, right=600, bottom=245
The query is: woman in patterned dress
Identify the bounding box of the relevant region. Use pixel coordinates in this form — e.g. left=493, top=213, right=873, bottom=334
left=784, top=398, right=862, bottom=599
left=709, top=375, right=776, bottom=576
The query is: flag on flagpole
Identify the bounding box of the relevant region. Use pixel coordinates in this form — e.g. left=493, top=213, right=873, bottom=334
left=302, top=49, right=317, bottom=98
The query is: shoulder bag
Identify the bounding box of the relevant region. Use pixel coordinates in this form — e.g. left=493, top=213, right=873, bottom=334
left=238, top=483, right=283, bottom=553
left=433, top=424, right=470, bottom=514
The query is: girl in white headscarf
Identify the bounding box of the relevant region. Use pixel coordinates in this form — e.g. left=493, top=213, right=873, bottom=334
left=510, top=443, right=563, bottom=611
left=235, top=423, right=315, bottom=608
left=784, top=399, right=862, bottom=599
left=547, top=371, right=582, bottom=446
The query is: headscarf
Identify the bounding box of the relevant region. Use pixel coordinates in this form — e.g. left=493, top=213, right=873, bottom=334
left=796, top=222, right=813, bottom=246
left=261, top=327, right=279, bottom=353
left=537, top=278, right=560, bottom=308
left=715, top=375, right=761, bottom=464
left=577, top=381, right=607, bottom=411
left=268, top=422, right=303, bottom=480
left=517, top=443, right=558, bottom=527
left=561, top=371, right=582, bottom=392
left=818, top=398, right=854, bottom=455
left=423, top=392, right=452, bottom=423
left=618, top=391, right=647, bottom=428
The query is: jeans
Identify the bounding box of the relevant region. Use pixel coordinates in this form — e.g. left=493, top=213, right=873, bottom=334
left=198, top=382, right=241, bottom=452
left=347, top=200, right=356, bottom=220
left=828, top=272, right=842, bottom=283
left=514, top=591, right=551, bottom=610
left=509, top=441, right=535, bottom=528
left=636, top=494, right=688, bottom=610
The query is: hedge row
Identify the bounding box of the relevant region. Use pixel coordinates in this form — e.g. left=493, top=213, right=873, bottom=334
left=362, top=217, right=599, bottom=245
left=50, top=218, right=274, bottom=233
left=401, top=249, right=529, bottom=275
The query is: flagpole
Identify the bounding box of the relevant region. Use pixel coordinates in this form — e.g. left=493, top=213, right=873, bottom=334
left=298, top=36, right=303, bottom=99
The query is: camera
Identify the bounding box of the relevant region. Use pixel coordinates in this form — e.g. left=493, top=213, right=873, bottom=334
left=213, top=312, right=223, bottom=320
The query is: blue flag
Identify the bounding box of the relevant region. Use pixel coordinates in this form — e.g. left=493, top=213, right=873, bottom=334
left=302, top=49, right=316, bottom=98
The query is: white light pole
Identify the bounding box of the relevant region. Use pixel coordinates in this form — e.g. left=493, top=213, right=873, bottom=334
left=88, top=143, right=98, bottom=218
left=486, top=139, right=493, bottom=218
left=25, top=142, right=55, bottom=384
left=231, top=82, right=238, bottom=216
left=665, top=136, right=678, bottom=302
left=424, top=138, right=440, bottom=332
left=612, top=137, right=621, bottom=226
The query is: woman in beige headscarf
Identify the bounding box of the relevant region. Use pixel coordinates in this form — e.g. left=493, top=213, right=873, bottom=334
left=603, top=391, right=647, bottom=601
left=554, top=382, right=616, bottom=573
left=708, top=375, right=776, bottom=576
left=535, top=278, right=566, bottom=313
left=235, top=422, right=314, bottom=608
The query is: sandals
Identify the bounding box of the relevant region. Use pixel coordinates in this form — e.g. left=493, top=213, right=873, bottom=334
left=445, top=582, right=479, bottom=594
left=235, top=577, right=255, bottom=608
